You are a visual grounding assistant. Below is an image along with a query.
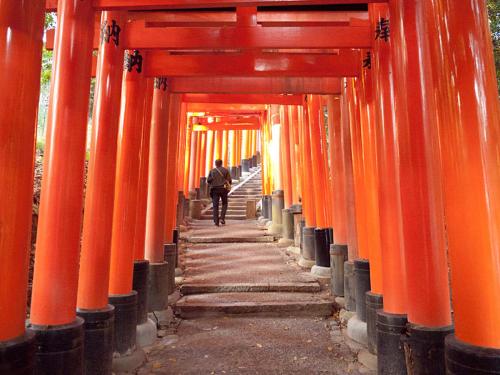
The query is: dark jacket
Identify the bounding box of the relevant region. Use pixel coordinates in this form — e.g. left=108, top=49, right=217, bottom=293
left=207, top=167, right=232, bottom=188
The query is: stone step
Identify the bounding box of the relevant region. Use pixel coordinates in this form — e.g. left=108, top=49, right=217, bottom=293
left=200, top=214, right=248, bottom=220
left=180, top=282, right=321, bottom=295
left=205, top=209, right=246, bottom=215
left=186, top=235, right=275, bottom=243
left=175, top=292, right=334, bottom=318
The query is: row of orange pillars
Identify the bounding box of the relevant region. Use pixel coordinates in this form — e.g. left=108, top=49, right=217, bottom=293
left=183, top=126, right=260, bottom=203
left=0, top=2, right=500, bottom=375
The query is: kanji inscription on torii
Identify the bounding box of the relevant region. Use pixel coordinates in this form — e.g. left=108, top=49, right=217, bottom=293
left=101, top=19, right=121, bottom=46
left=375, top=18, right=390, bottom=42
left=124, top=50, right=143, bottom=73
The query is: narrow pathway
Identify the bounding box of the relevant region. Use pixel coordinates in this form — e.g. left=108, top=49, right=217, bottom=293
left=137, top=169, right=372, bottom=374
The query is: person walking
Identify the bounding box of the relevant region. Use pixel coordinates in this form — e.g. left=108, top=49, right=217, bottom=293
left=207, top=159, right=233, bottom=226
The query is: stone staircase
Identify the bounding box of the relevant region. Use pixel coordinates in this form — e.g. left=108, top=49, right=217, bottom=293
left=200, top=167, right=262, bottom=221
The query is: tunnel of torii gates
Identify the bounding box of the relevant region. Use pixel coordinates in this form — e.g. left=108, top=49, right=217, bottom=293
left=0, top=0, right=499, bottom=374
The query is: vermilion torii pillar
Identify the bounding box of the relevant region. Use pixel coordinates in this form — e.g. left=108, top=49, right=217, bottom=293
left=298, top=103, right=317, bottom=268
left=164, top=94, right=182, bottom=243
left=389, top=0, right=453, bottom=372
left=76, top=11, right=126, bottom=375
left=145, top=78, right=170, bottom=264
left=205, top=130, right=215, bottom=176
left=368, top=4, right=408, bottom=370
left=183, top=124, right=192, bottom=198
left=29, top=0, right=95, bottom=372
left=426, top=0, right=500, bottom=371
left=144, top=78, right=171, bottom=314
left=279, top=106, right=293, bottom=209
left=327, top=96, right=347, bottom=246
left=108, top=50, right=149, bottom=362
left=133, top=78, right=154, bottom=261
left=188, top=131, right=199, bottom=194
left=0, top=2, right=45, bottom=372
left=222, top=130, right=229, bottom=167
left=215, top=129, right=223, bottom=161
left=288, top=106, right=301, bottom=205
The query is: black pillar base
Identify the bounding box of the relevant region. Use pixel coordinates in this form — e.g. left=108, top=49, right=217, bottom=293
left=445, top=334, right=500, bottom=374
left=241, top=158, right=250, bottom=172
left=366, top=292, right=383, bottom=354
left=164, top=243, right=177, bottom=296
left=0, top=332, right=35, bottom=375
left=108, top=292, right=138, bottom=356
left=299, top=219, right=306, bottom=250
left=229, top=166, right=238, bottom=181
left=262, top=195, right=272, bottom=219
left=148, top=262, right=168, bottom=312
left=77, top=305, right=114, bottom=375
left=237, top=165, right=242, bottom=179
left=344, top=260, right=356, bottom=311
left=402, top=324, right=453, bottom=374
left=302, top=226, right=316, bottom=261
left=377, top=311, right=408, bottom=375
left=28, top=318, right=84, bottom=375
left=314, top=228, right=330, bottom=267
left=330, top=244, right=348, bottom=296
left=199, top=177, right=208, bottom=199
left=354, top=259, right=370, bottom=322
left=195, top=187, right=200, bottom=200
left=132, top=260, right=149, bottom=324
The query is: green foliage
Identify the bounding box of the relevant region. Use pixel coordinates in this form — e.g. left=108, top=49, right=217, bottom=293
left=488, top=0, right=500, bottom=94
left=36, top=139, right=45, bottom=154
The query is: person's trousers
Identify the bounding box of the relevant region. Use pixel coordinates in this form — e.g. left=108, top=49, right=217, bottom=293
left=211, top=187, right=229, bottom=224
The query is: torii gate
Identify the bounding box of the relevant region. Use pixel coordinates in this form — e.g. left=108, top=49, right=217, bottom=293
left=1, top=1, right=499, bottom=375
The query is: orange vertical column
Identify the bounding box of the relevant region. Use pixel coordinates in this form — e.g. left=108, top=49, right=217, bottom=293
left=287, top=107, right=300, bottom=204
left=188, top=131, right=199, bottom=193
left=199, top=131, right=208, bottom=177
left=28, top=0, right=94, bottom=369
left=165, top=94, right=182, bottom=243
left=78, top=10, right=125, bottom=309
left=222, top=130, right=229, bottom=167
left=205, top=130, right=215, bottom=174
left=298, top=105, right=313, bottom=228
left=229, top=130, right=237, bottom=167
left=183, top=124, right=192, bottom=198
left=108, top=52, right=148, bottom=295
left=327, top=96, right=347, bottom=245
left=107, top=51, right=149, bottom=358
left=194, top=131, right=204, bottom=188
left=215, top=130, right=223, bottom=161
left=346, top=79, right=369, bottom=260
left=341, top=80, right=358, bottom=261
left=142, top=78, right=170, bottom=314
left=427, top=0, right=500, bottom=365
left=145, top=78, right=170, bottom=263
left=358, top=56, right=384, bottom=295
left=178, top=104, right=187, bottom=192
left=370, top=3, right=407, bottom=314
left=133, top=79, right=154, bottom=261
left=307, top=96, right=328, bottom=228
left=368, top=4, right=408, bottom=368
left=389, top=0, right=453, bottom=370
left=280, top=106, right=293, bottom=208
left=0, top=2, right=45, bottom=369
left=75, top=11, right=126, bottom=374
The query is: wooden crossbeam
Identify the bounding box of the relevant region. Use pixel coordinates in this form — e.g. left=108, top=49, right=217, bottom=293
left=144, top=50, right=360, bottom=77
left=183, top=94, right=303, bottom=105
left=46, top=0, right=383, bottom=11
left=170, top=77, right=340, bottom=94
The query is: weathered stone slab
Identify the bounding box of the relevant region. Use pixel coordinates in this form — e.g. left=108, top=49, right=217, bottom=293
left=181, top=282, right=321, bottom=295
